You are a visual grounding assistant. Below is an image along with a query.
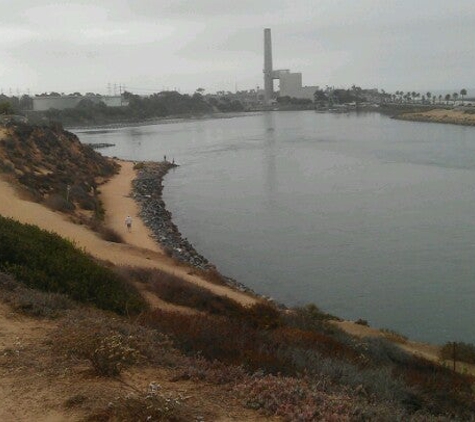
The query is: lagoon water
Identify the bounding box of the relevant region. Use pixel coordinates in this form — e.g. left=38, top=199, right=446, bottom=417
left=76, top=111, right=475, bottom=344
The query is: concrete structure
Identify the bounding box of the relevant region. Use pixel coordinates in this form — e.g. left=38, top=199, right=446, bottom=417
left=263, top=28, right=319, bottom=102
left=279, top=71, right=302, bottom=98
left=298, top=85, right=321, bottom=101
left=32, top=95, right=126, bottom=111
left=263, top=28, right=275, bottom=104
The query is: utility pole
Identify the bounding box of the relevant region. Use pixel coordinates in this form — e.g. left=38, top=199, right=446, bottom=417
left=452, top=342, right=456, bottom=372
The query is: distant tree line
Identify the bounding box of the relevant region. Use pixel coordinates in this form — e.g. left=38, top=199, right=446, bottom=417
left=0, top=90, right=246, bottom=126
left=387, top=89, right=469, bottom=105
left=313, top=85, right=367, bottom=107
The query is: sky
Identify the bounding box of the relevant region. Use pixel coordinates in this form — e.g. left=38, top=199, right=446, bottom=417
left=1, top=0, right=474, bottom=96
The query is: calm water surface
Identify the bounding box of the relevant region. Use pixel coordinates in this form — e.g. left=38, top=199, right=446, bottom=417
left=76, top=111, right=475, bottom=344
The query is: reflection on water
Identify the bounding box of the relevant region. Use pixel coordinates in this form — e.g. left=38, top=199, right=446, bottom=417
left=76, top=111, right=475, bottom=344
left=263, top=112, right=277, bottom=207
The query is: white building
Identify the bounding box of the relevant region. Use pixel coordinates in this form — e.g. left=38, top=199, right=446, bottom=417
left=277, top=71, right=319, bottom=100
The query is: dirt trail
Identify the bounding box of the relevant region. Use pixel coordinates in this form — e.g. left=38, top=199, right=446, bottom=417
left=0, top=162, right=257, bottom=307
left=333, top=320, right=475, bottom=375
left=99, top=160, right=163, bottom=254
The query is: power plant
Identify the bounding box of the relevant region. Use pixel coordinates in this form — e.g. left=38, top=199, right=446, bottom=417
left=263, top=28, right=318, bottom=104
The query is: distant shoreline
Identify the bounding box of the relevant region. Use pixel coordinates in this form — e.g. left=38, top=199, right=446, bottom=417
left=68, top=111, right=261, bottom=131
left=392, top=108, right=475, bottom=126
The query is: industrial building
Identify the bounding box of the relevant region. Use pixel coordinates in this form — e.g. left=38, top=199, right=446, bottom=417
left=263, top=28, right=319, bottom=103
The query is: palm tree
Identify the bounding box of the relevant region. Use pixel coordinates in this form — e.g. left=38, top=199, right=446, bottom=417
left=438, top=94, right=442, bottom=104
left=426, top=92, right=432, bottom=104
left=460, top=89, right=467, bottom=105
left=453, top=93, right=459, bottom=105
left=445, top=94, right=451, bottom=104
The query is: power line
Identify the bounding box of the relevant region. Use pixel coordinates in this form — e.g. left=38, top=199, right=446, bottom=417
left=123, top=86, right=182, bottom=93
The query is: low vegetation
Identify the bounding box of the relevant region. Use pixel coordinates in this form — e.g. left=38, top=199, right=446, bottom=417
left=0, top=122, right=118, bottom=220
left=137, top=304, right=475, bottom=420
left=440, top=341, right=475, bottom=365
left=52, top=310, right=175, bottom=376
left=97, top=382, right=197, bottom=422
left=0, top=216, right=145, bottom=315
left=2, top=249, right=475, bottom=420
left=0, top=272, right=77, bottom=318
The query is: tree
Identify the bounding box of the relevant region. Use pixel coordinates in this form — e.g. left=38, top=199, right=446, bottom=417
left=19, top=95, right=33, bottom=110
left=0, top=101, right=14, bottom=115
left=426, top=92, right=432, bottom=104
left=453, top=93, right=459, bottom=105
left=460, top=89, right=467, bottom=105
left=444, top=94, right=451, bottom=104
left=314, top=89, right=328, bottom=106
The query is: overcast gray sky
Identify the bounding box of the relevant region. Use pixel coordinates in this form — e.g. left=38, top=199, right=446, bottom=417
left=1, top=0, right=474, bottom=96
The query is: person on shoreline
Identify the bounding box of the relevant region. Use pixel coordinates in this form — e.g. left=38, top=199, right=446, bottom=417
left=125, top=215, right=132, bottom=232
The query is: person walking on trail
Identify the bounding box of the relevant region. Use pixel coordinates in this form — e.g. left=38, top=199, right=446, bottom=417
left=125, top=215, right=132, bottom=232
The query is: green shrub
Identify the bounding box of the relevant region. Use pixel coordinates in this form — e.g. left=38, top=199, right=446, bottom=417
left=0, top=216, right=145, bottom=315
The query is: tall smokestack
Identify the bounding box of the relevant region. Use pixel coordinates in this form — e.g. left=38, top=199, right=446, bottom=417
left=263, top=28, right=273, bottom=104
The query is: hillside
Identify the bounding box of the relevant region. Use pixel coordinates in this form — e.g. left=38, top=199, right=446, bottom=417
left=0, top=121, right=118, bottom=222
left=0, top=122, right=475, bottom=421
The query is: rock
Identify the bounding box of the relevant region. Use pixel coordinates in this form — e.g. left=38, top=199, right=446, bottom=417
left=131, top=161, right=212, bottom=270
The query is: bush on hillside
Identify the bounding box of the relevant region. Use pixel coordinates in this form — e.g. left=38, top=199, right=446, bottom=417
left=0, top=216, right=145, bottom=315
left=95, top=382, right=198, bottom=421
left=121, top=266, right=283, bottom=330
left=44, top=193, right=75, bottom=212
left=138, top=310, right=291, bottom=374
left=0, top=272, right=77, bottom=318
left=52, top=310, right=175, bottom=376
left=121, top=266, right=245, bottom=316
left=234, top=374, right=357, bottom=421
